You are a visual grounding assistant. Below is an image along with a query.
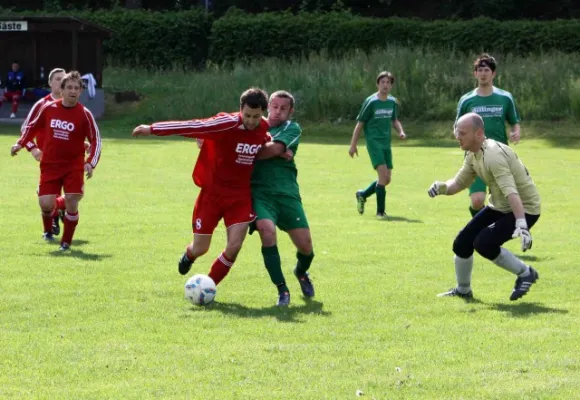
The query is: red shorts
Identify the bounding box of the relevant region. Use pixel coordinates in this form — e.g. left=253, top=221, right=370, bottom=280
left=38, top=168, right=84, bottom=197
left=192, top=189, right=255, bottom=235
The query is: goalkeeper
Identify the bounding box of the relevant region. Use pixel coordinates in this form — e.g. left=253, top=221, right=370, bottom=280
left=428, top=113, right=541, bottom=301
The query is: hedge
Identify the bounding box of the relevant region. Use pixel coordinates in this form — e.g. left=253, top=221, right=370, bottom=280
left=209, top=13, right=580, bottom=65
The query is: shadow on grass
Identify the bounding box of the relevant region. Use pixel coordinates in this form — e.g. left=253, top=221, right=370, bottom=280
left=49, top=248, right=112, bottom=261
left=379, top=215, right=424, bottom=223
left=516, top=254, right=553, bottom=262
left=489, top=302, right=568, bottom=317
left=190, top=298, right=331, bottom=323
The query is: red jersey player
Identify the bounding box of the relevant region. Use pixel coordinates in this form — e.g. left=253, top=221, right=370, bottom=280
left=18, top=68, right=68, bottom=237
left=11, top=71, right=102, bottom=252
left=132, top=87, right=274, bottom=287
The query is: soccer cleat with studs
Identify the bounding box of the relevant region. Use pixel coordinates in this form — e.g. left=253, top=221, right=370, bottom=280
left=356, top=191, right=366, bottom=215
left=437, top=287, right=474, bottom=299
left=58, top=243, right=71, bottom=252
left=178, top=252, right=194, bottom=276
left=43, top=232, right=55, bottom=242
left=510, top=267, right=539, bottom=301
left=294, top=268, right=315, bottom=297
left=376, top=212, right=389, bottom=220
left=277, top=291, right=290, bottom=307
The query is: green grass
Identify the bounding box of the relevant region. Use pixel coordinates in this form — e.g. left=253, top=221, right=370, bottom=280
left=104, top=47, right=580, bottom=123
left=1, top=123, right=579, bottom=399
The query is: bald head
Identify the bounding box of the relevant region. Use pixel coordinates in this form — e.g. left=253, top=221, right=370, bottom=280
left=457, top=112, right=484, bottom=133
left=454, top=112, right=486, bottom=152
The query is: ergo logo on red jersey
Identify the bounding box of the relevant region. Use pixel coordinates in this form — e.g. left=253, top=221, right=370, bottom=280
left=235, top=143, right=262, bottom=155
left=50, top=119, right=75, bottom=131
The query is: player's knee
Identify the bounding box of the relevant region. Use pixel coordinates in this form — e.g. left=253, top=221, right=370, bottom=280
left=473, top=234, right=500, bottom=260
left=297, top=243, right=313, bottom=255
left=38, top=198, right=55, bottom=213
left=64, top=194, right=82, bottom=211
left=452, top=235, right=474, bottom=259
left=257, top=221, right=276, bottom=247
left=295, top=236, right=313, bottom=255
left=470, top=196, right=485, bottom=210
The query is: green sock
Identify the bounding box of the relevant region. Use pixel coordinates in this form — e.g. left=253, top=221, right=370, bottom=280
left=469, top=206, right=480, bottom=217
left=376, top=184, right=386, bottom=214
left=261, top=245, right=288, bottom=293
left=295, top=251, right=314, bottom=275
left=362, top=180, right=377, bottom=198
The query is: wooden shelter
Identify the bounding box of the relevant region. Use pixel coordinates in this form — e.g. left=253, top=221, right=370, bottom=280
left=0, top=16, right=113, bottom=88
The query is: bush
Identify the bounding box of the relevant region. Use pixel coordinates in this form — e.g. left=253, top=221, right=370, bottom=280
left=84, top=9, right=214, bottom=69
left=209, top=13, right=580, bottom=65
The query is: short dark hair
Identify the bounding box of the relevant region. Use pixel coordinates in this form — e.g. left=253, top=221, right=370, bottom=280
left=473, top=53, right=497, bottom=72
left=269, top=90, right=295, bottom=109
left=61, top=70, right=83, bottom=89
left=240, top=87, right=268, bottom=111
left=376, top=71, right=395, bottom=85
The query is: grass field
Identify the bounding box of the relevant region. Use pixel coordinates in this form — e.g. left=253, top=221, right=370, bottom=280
left=1, top=123, right=579, bottom=399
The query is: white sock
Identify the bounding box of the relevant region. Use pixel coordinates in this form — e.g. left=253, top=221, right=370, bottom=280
left=493, top=248, right=529, bottom=276
left=454, top=255, right=473, bottom=294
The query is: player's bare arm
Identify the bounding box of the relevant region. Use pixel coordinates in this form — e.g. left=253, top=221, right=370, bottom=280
left=256, top=141, right=286, bottom=160
left=506, top=192, right=526, bottom=220
left=132, top=125, right=152, bottom=136
left=509, top=124, right=521, bottom=144
left=30, top=147, right=42, bottom=161
left=349, top=122, right=364, bottom=157
left=393, top=120, right=406, bottom=139
left=84, top=163, right=93, bottom=179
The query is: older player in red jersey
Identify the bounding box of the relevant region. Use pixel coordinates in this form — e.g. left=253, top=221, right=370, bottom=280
left=132, top=87, right=279, bottom=286
left=11, top=71, right=102, bottom=252
left=18, top=68, right=68, bottom=236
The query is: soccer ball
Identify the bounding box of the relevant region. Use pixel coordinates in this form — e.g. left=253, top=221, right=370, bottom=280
left=184, top=274, right=217, bottom=306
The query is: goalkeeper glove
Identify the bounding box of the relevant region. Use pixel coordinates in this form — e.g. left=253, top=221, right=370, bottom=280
left=512, top=218, right=533, bottom=252
left=428, top=181, right=447, bottom=198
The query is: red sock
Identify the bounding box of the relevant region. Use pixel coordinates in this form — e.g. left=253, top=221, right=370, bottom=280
left=208, top=252, right=234, bottom=285
left=61, top=211, right=79, bottom=246
left=56, top=196, right=66, bottom=212
left=11, top=97, right=19, bottom=113
left=186, top=246, right=196, bottom=261
left=41, top=211, right=53, bottom=233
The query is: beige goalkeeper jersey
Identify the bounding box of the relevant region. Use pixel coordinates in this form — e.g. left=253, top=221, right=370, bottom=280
left=454, top=139, right=541, bottom=215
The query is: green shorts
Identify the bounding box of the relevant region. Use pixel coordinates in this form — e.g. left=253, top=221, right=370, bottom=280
left=252, top=193, right=309, bottom=231
left=367, top=146, right=393, bottom=169
left=469, top=176, right=487, bottom=195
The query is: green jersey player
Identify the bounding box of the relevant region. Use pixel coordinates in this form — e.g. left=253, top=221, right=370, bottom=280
left=250, top=90, right=314, bottom=306
left=455, top=54, right=521, bottom=217
left=349, top=71, right=407, bottom=220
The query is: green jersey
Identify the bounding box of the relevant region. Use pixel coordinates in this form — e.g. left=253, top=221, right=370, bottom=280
left=456, top=87, right=520, bottom=144
left=356, top=93, right=399, bottom=149
left=251, top=120, right=301, bottom=198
